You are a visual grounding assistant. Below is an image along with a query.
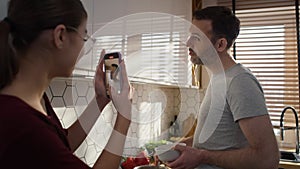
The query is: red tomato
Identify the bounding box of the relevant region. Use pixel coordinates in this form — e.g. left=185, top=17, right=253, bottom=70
left=121, top=157, right=136, bottom=169
left=134, top=152, right=149, bottom=166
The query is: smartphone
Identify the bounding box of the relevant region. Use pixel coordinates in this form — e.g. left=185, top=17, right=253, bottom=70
left=104, top=52, right=122, bottom=97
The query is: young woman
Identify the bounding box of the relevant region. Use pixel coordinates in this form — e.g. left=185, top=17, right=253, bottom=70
left=0, top=0, right=132, bottom=169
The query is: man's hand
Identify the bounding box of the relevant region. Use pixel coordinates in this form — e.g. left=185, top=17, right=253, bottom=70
left=167, top=145, right=206, bottom=169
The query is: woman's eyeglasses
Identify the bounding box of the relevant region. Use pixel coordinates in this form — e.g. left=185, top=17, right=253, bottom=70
left=66, top=26, right=96, bottom=55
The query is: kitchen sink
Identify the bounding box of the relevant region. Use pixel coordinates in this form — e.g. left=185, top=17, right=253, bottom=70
left=280, top=151, right=300, bottom=163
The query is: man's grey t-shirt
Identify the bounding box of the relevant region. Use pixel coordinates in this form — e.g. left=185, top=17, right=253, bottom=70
left=193, top=63, right=268, bottom=169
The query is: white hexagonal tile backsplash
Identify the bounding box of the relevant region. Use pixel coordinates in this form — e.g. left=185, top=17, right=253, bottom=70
left=46, top=78, right=203, bottom=167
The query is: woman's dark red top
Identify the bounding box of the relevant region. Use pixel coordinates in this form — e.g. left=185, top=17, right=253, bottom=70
left=0, top=94, right=91, bottom=169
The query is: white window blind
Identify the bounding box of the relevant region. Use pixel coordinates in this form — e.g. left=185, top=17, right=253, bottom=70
left=218, top=0, right=299, bottom=127
left=139, top=32, right=188, bottom=84
left=74, top=14, right=192, bottom=86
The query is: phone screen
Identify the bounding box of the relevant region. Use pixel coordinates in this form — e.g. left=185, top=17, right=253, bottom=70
left=104, top=52, right=121, bottom=97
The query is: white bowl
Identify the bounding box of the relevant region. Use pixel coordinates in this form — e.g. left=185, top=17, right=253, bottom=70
left=134, top=165, right=167, bottom=169
left=154, top=143, right=186, bottom=162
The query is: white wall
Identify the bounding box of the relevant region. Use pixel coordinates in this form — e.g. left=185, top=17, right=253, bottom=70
left=1, top=0, right=192, bottom=24
left=202, top=0, right=217, bottom=8
left=0, top=0, right=8, bottom=20
left=82, top=0, right=192, bottom=32
left=93, top=0, right=191, bottom=23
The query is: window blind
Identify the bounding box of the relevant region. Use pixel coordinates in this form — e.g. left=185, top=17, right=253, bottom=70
left=74, top=14, right=192, bottom=86
left=218, top=0, right=299, bottom=127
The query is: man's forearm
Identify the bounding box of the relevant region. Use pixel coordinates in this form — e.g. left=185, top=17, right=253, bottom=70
left=202, top=115, right=280, bottom=169
left=202, top=146, right=279, bottom=169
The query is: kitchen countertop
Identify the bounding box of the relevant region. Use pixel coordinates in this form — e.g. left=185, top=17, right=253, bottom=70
left=279, top=147, right=300, bottom=168
left=279, top=160, right=300, bottom=169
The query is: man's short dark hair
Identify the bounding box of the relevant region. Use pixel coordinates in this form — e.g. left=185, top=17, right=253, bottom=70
left=193, top=6, right=240, bottom=49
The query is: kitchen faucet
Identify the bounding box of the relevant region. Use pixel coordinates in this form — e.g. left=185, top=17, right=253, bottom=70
left=280, top=106, right=299, bottom=154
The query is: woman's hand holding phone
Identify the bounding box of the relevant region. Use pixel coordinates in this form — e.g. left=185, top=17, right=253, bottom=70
left=94, top=50, right=132, bottom=163
left=94, top=50, right=111, bottom=110
left=94, top=50, right=133, bottom=120
left=110, top=60, right=133, bottom=120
